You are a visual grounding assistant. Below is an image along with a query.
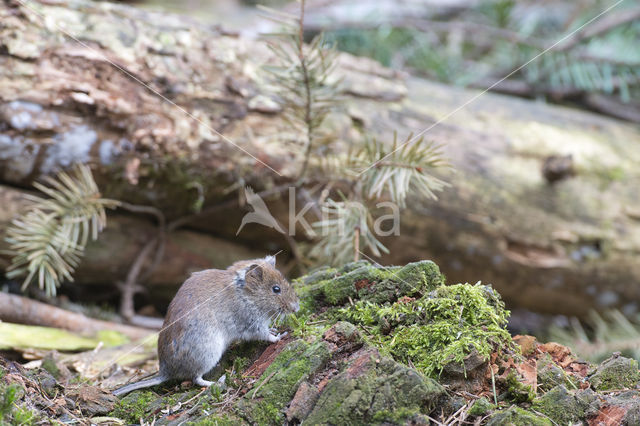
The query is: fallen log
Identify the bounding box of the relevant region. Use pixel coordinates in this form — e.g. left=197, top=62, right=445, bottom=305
left=1, top=0, right=639, bottom=318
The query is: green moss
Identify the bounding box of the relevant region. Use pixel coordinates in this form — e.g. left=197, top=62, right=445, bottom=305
left=487, top=406, right=552, bottom=426
left=394, top=260, right=445, bottom=291
left=311, top=261, right=438, bottom=306
left=295, top=261, right=512, bottom=379
left=0, top=383, right=38, bottom=425
left=503, top=370, right=535, bottom=403
left=532, top=385, right=596, bottom=425
left=188, top=414, right=242, bottom=425
left=40, top=358, right=59, bottom=380
left=337, top=280, right=512, bottom=377
left=537, top=353, right=578, bottom=392
left=322, top=265, right=389, bottom=305
left=304, top=349, right=445, bottom=424
left=300, top=266, right=338, bottom=285
left=589, top=355, right=640, bottom=391
left=110, top=390, right=156, bottom=423
left=250, top=401, right=281, bottom=425
left=238, top=340, right=331, bottom=424
left=254, top=341, right=329, bottom=404
left=371, top=407, right=426, bottom=424
left=286, top=309, right=332, bottom=340
left=290, top=260, right=516, bottom=421
left=468, top=397, right=495, bottom=417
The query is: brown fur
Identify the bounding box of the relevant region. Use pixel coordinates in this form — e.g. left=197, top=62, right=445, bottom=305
left=113, top=256, right=298, bottom=396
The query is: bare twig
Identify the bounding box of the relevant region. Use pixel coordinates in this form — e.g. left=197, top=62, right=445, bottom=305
left=118, top=238, right=158, bottom=321
left=554, top=6, right=640, bottom=51
left=251, top=370, right=277, bottom=399
left=116, top=203, right=166, bottom=321
left=117, top=203, right=165, bottom=230
left=0, top=292, right=152, bottom=339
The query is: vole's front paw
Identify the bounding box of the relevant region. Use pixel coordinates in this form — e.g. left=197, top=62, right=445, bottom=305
left=268, top=331, right=287, bottom=342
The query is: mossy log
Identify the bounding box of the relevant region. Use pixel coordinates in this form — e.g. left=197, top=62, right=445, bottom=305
left=1, top=0, right=640, bottom=317
left=5, top=260, right=640, bottom=424
left=100, top=261, right=640, bottom=424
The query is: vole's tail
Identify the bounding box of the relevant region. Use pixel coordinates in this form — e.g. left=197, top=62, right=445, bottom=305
left=112, top=374, right=167, bottom=396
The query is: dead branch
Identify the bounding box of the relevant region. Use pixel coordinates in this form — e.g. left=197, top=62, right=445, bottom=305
left=554, top=6, right=640, bottom=52
left=0, top=293, right=153, bottom=340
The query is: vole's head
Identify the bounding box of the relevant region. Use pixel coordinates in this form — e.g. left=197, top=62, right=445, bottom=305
left=234, top=255, right=299, bottom=316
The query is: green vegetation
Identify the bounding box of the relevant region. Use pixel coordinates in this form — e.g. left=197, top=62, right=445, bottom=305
left=486, top=406, right=552, bottom=426
left=468, top=397, right=495, bottom=417
left=4, top=164, right=118, bottom=296
left=324, top=1, right=640, bottom=105
left=503, top=370, right=535, bottom=403
left=264, top=1, right=450, bottom=267
left=188, top=414, right=239, bottom=426
left=304, top=349, right=444, bottom=424
left=237, top=340, right=331, bottom=424
left=537, top=352, right=578, bottom=392
left=589, top=355, right=640, bottom=391
left=299, top=260, right=513, bottom=378
left=343, top=283, right=512, bottom=377
left=11, top=260, right=640, bottom=424
left=532, top=385, right=596, bottom=425
left=0, top=383, right=37, bottom=425
left=110, top=390, right=156, bottom=423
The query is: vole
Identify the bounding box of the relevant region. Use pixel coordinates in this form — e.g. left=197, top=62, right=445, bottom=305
left=113, top=255, right=299, bottom=396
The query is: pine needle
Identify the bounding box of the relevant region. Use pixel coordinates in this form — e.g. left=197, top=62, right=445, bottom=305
left=4, top=164, right=119, bottom=297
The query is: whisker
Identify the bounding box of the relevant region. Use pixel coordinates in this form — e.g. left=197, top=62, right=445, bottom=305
left=268, top=310, right=279, bottom=326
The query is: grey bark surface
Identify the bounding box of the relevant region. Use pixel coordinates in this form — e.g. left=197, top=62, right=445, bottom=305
left=1, top=0, right=640, bottom=316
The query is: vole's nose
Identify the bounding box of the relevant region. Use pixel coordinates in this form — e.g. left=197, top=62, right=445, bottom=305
left=291, top=301, right=300, bottom=313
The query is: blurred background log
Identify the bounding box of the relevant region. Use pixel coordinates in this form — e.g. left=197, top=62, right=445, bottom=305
left=1, top=0, right=640, bottom=319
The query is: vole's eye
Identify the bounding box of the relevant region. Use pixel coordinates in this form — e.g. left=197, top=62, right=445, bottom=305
left=272, top=285, right=281, bottom=294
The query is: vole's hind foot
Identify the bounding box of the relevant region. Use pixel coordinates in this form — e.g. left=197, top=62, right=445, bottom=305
left=194, top=377, right=213, bottom=387
left=268, top=331, right=288, bottom=342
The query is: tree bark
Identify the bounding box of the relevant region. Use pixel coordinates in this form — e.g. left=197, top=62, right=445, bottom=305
left=1, top=0, right=640, bottom=317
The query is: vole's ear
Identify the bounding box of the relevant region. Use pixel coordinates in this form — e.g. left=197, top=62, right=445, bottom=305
left=264, top=255, right=276, bottom=267
left=234, top=269, right=246, bottom=287
left=245, top=264, right=263, bottom=282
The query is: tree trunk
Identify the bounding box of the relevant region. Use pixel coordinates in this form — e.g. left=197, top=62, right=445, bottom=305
left=1, top=0, right=640, bottom=317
